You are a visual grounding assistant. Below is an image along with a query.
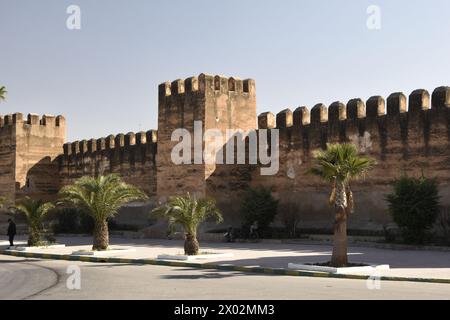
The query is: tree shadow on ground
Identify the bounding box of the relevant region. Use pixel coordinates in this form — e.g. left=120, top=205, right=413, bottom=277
left=0, top=258, right=36, bottom=264
left=160, top=269, right=251, bottom=280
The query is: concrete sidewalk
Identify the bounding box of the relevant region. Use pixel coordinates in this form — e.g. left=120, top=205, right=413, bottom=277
left=1, top=235, right=450, bottom=282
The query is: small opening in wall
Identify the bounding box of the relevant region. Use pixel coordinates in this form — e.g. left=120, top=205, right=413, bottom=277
left=243, top=81, right=249, bottom=93
left=26, top=178, right=30, bottom=188
left=214, top=76, right=220, bottom=91
left=228, top=78, right=235, bottom=91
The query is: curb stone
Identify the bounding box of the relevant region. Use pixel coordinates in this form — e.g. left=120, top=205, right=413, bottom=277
left=1, top=250, right=449, bottom=284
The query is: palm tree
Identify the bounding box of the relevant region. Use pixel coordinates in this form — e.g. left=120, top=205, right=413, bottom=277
left=0, top=86, right=7, bottom=102
left=152, top=193, right=223, bottom=255
left=308, top=143, right=376, bottom=267
left=15, top=197, right=55, bottom=246
left=59, top=174, right=148, bottom=251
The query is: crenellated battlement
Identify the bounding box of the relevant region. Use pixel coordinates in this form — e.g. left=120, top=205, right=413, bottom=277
left=58, top=130, right=158, bottom=196
left=158, top=73, right=256, bottom=99
left=63, top=130, right=157, bottom=157
left=259, top=86, right=450, bottom=132
left=0, top=112, right=66, bottom=204
left=0, top=113, right=65, bottom=128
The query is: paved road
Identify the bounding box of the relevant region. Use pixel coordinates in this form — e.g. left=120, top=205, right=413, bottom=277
left=0, top=255, right=449, bottom=300
left=0, top=257, right=58, bottom=299
left=3, top=236, right=450, bottom=280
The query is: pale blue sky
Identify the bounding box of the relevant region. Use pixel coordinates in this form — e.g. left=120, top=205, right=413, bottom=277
left=1, top=0, right=449, bottom=141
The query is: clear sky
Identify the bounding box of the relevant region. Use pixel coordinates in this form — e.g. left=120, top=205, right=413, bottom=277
left=1, top=0, right=449, bottom=141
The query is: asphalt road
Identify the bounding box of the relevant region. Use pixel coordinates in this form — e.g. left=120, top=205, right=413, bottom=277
left=0, top=255, right=449, bottom=300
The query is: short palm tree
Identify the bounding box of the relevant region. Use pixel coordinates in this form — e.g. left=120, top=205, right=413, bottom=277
left=152, top=193, right=223, bottom=255
left=0, top=86, right=7, bottom=102
left=59, top=174, right=148, bottom=250
left=308, top=143, right=375, bottom=267
left=15, top=197, right=55, bottom=246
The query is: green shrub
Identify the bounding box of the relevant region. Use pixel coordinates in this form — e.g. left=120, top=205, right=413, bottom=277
left=240, top=187, right=278, bottom=238
left=108, top=222, right=139, bottom=232
left=53, top=208, right=79, bottom=233
left=53, top=207, right=94, bottom=234
left=386, top=175, right=440, bottom=244
left=79, top=211, right=94, bottom=233
left=53, top=207, right=141, bottom=234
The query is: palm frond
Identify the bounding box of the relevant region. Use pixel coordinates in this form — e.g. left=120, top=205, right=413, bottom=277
left=59, top=174, right=148, bottom=221
left=308, top=143, right=376, bottom=213
left=152, top=193, right=223, bottom=235
left=0, top=86, right=7, bottom=102
left=15, top=196, right=54, bottom=228
left=308, top=143, right=376, bottom=183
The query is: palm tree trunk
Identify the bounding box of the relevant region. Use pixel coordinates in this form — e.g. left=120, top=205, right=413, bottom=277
left=28, top=226, right=40, bottom=247
left=346, top=185, right=354, bottom=214
left=331, top=208, right=348, bottom=267
left=92, top=219, right=109, bottom=251
left=331, top=181, right=348, bottom=267
left=184, top=233, right=199, bottom=256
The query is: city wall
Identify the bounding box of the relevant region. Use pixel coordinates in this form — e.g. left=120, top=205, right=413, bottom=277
left=2, top=75, right=450, bottom=233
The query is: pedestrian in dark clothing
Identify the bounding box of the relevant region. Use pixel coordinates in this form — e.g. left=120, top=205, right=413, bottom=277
left=7, top=218, right=16, bottom=247
left=249, top=221, right=259, bottom=240
left=224, top=227, right=235, bottom=243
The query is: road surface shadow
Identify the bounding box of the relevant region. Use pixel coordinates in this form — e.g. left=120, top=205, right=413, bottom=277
left=160, top=269, right=258, bottom=280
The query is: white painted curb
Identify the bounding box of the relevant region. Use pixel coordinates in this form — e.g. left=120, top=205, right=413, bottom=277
left=288, top=263, right=390, bottom=274
left=157, top=253, right=234, bottom=261
left=71, top=248, right=136, bottom=257
left=7, top=244, right=66, bottom=252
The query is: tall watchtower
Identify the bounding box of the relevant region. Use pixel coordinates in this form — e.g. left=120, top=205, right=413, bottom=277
left=0, top=113, right=66, bottom=204
left=156, top=73, right=257, bottom=200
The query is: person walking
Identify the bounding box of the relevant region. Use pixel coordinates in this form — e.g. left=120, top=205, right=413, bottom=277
left=7, top=218, right=16, bottom=248
left=224, top=227, right=235, bottom=243
left=249, top=221, right=259, bottom=240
